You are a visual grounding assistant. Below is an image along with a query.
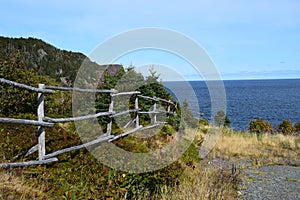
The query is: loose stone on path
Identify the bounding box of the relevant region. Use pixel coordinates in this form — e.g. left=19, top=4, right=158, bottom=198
left=239, top=165, right=300, bottom=200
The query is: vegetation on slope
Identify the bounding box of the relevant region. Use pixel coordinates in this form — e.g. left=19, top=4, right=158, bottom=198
left=0, top=36, right=99, bottom=85
left=0, top=50, right=199, bottom=199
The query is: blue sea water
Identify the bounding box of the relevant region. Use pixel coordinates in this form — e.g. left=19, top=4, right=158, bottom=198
left=163, top=79, right=300, bottom=131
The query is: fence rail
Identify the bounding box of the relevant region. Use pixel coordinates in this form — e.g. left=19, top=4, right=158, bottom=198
left=0, top=78, right=176, bottom=168
left=44, top=85, right=116, bottom=93
left=0, top=78, right=53, bottom=93
left=0, top=118, right=54, bottom=127
left=44, top=111, right=114, bottom=123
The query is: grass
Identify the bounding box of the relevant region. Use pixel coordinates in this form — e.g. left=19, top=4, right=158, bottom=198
left=155, top=127, right=240, bottom=200
left=1, top=122, right=299, bottom=199
left=0, top=170, right=47, bottom=199
left=159, top=163, right=239, bottom=200
left=158, top=127, right=300, bottom=200
left=0, top=122, right=199, bottom=199
left=209, top=128, right=300, bottom=166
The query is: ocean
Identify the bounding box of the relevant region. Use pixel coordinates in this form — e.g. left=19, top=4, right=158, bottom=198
left=163, top=79, right=300, bottom=131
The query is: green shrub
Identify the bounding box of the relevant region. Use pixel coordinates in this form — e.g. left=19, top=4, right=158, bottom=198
left=180, top=99, right=198, bottom=129
left=249, top=119, right=272, bottom=141
left=249, top=119, right=272, bottom=134
left=160, top=124, right=175, bottom=136
left=214, top=110, right=231, bottom=128
left=277, top=120, right=296, bottom=135
left=294, top=122, right=300, bottom=133
left=199, top=119, right=209, bottom=126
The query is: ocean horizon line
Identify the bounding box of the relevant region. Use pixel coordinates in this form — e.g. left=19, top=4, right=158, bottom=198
left=163, top=77, right=300, bottom=83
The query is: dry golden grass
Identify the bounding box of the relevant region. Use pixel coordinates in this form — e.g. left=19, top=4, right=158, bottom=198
left=159, top=163, right=239, bottom=200
left=157, top=128, right=239, bottom=200
left=0, top=170, right=47, bottom=200
left=159, top=128, right=300, bottom=200
left=210, top=129, right=300, bottom=165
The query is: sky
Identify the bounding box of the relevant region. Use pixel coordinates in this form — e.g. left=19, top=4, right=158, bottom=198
left=1, top=0, right=300, bottom=81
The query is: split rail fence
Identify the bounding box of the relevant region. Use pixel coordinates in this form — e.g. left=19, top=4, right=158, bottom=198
left=0, top=78, right=176, bottom=168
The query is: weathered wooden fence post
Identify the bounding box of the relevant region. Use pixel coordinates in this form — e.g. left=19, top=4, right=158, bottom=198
left=153, top=99, right=157, bottom=124
left=135, top=95, right=139, bottom=128
left=107, top=90, right=115, bottom=135
left=167, top=100, right=171, bottom=118
left=37, top=84, right=45, bottom=160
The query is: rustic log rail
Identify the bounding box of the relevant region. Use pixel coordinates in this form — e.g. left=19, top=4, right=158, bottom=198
left=0, top=158, right=59, bottom=169
left=0, top=78, right=53, bottom=93
left=0, top=118, right=54, bottom=127
left=44, top=111, right=114, bottom=123
left=44, top=85, right=115, bottom=93
left=0, top=78, right=176, bottom=168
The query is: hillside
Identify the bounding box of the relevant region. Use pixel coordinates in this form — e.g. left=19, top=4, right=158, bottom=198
left=0, top=37, right=199, bottom=199
left=0, top=36, right=99, bottom=85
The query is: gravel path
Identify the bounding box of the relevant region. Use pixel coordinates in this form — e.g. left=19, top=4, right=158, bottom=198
left=239, top=165, right=300, bottom=200
left=200, top=157, right=300, bottom=200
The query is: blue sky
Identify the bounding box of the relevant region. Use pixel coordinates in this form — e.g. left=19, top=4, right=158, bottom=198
left=1, top=0, right=300, bottom=80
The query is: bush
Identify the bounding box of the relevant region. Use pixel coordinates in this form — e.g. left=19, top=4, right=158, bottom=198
left=214, top=110, right=231, bottom=128
left=199, top=119, right=209, bottom=126
left=294, top=122, right=300, bottom=133
left=160, top=124, right=175, bottom=136
left=249, top=119, right=272, bottom=141
left=249, top=119, right=272, bottom=134
left=180, top=99, right=198, bottom=129
left=0, top=53, right=39, bottom=116
left=277, top=120, right=296, bottom=135
left=0, top=52, right=58, bottom=117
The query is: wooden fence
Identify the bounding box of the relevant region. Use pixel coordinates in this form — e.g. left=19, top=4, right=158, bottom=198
left=0, top=78, right=176, bottom=168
